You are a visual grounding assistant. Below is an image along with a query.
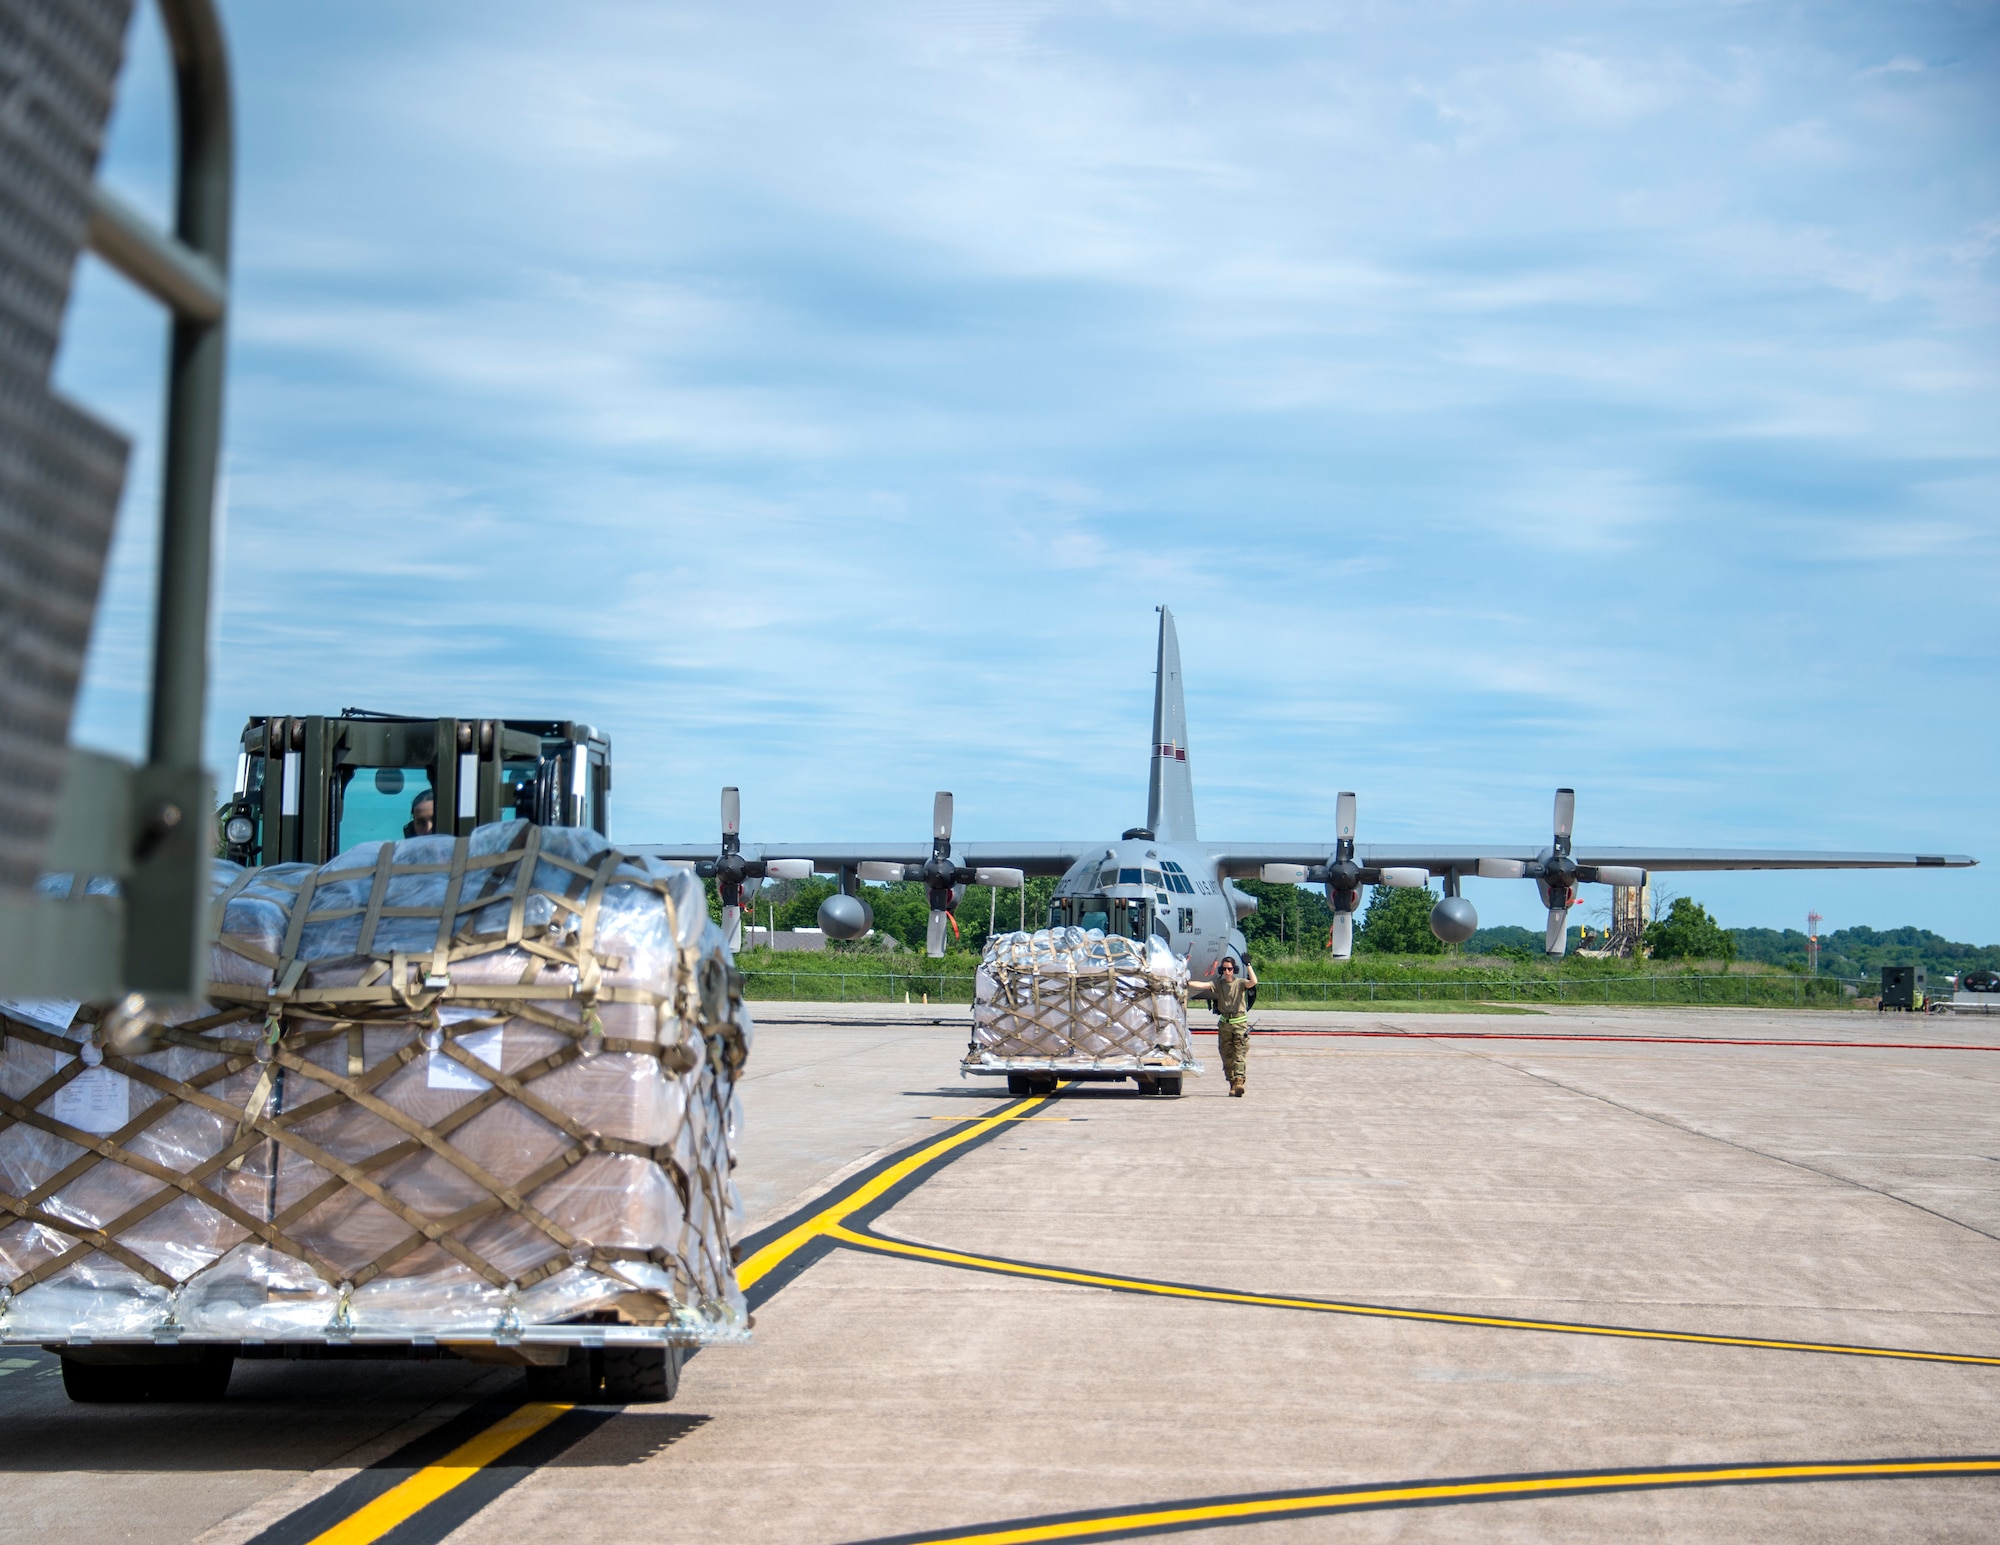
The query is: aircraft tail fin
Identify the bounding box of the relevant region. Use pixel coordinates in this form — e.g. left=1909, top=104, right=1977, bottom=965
left=1147, top=606, right=1197, bottom=841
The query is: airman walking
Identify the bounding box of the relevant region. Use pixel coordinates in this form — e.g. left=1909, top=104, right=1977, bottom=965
left=1190, top=955, right=1257, bottom=1097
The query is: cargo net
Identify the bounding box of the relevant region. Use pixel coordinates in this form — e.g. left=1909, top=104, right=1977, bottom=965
left=0, top=822, right=750, bottom=1346
left=966, top=928, right=1199, bottom=1073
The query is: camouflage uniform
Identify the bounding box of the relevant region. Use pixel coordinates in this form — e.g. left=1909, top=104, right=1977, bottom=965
left=1193, top=974, right=1252, bottom=1090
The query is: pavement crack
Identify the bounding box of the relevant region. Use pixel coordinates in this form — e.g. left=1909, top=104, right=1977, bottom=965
left=1450, top=1044, right=2000, bottom=1248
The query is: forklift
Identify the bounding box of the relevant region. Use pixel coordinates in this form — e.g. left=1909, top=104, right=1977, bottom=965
left=219, top=711, right=611, bottom=868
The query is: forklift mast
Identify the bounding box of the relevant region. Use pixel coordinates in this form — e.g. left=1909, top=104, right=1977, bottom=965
left=220, top=712, right=611, bottom=868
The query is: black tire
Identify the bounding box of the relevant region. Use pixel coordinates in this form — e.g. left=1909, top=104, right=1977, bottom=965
left=61, top=1359, right=151, bottom=1403
left=152, top=1350, right=234, bottom=1401
left=1133, top=1075, right=1157, bottom=1096
left=60, top=1349, right=232, bottom=1403
left=601, top=1345, right=681, bottom=1404
left=1006, top=1073, right=1033, bottom=1097
left=1031, top=1075, right=1058, bottom=1097
left=1157, top=1076, right=1183, bottom=1098
left=524, top=1348, right=599, bottom=1402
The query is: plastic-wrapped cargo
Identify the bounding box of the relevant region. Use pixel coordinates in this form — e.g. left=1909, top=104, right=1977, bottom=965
left=0, top=822, right=750, bottom=1349
left=964, top=927, right=1198, bottom=1078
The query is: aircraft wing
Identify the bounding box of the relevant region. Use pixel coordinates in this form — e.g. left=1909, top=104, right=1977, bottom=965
left=1209, top=845, right=1976, bottom=877
left=629, top=842, right=1092, bottom=878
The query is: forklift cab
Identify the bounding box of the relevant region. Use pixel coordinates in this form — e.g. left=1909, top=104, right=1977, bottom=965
left=1048, top=894, right=1165, bottom=945
left=220, top=713, right=611, bottom=868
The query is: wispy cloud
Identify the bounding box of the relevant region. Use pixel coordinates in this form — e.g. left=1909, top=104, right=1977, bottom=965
left=51, top=0, right=2000, bottom=937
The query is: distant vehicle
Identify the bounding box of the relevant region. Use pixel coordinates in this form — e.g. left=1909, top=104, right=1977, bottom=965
left=220, top=712, right=611, bottom=867
left=1880, top=965, right=1927, bottom=1011
left=1938, top=968, right=2000, bottom=1016
left=645, top=608, right=1977, bottom=971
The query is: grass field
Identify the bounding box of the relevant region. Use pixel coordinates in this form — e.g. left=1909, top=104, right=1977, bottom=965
left=733, top=948, right=1862, bottom=1010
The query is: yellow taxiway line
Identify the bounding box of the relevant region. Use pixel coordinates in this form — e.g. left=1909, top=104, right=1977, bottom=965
left=737, top=1092, right=1048, bottom=1290
left=278, top=1086, right=2000, bottom=1545
left=862, top=1458, right=2000, bottom=1544
left=829, top=1225, right=2000, bottom=1367
left=302, top=1400, right=571, bottom=1545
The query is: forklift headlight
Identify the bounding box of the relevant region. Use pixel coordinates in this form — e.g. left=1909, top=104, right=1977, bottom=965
left=224, top=815, right=254, bottom=846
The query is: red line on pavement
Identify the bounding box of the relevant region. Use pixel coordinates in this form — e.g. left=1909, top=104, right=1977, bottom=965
left=1188, top=1028, right=2000, bottom=1052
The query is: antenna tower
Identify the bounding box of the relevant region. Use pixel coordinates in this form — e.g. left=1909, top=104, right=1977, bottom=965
left=1806, top=911, right=1823, bottom=976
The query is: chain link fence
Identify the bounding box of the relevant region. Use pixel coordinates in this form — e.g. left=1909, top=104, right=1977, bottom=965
left=739, top=969, right=1864, bottom=1009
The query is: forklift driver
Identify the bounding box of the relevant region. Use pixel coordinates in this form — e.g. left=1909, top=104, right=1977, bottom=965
left=404, top=788, right=437, bottom=838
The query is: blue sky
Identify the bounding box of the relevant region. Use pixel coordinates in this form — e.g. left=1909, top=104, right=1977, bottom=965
left=55, top=0, right=1998, bottom=940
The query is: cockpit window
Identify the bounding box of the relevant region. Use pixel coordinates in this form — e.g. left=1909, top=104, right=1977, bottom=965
left=1118, top=867, right=1142, bottom=885
left=1143, top=868, right=1163, bottom=888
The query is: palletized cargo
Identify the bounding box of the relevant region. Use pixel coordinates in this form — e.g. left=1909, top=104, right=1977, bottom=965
left=963, top=927, right=1200, bottom=1097
left=0, top=823, right=749, bottom=1397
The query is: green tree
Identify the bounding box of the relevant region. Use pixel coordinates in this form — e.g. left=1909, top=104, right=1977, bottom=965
left=1239, top=879, right=1333, bottom=957
left=1644, top=897, right=1736, bottom=964
left=737, top=873, right=1058, bottom=955
left=1355, top=884, right=1443, bottom=955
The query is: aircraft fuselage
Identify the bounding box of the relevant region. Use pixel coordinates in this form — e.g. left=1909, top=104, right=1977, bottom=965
left=1048, top=835, right=1252, bottom=976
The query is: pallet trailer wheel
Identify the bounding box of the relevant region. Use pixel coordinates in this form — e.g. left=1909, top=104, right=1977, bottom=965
left=60, top=1359, right=151, bottom=1403
left=524, top=1347, right=600, bottom=1401
left=1156, top=1075, right=1183, bottom=1098
left=1133, top=1075, right=1157, bottom=1096
left=61, top=1349, right=233, bottom=1403
left=601, top=1345, right=682, bottom=1404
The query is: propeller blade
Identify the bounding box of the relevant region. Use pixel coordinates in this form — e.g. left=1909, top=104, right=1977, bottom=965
left=1336, top=792, right=1356, bottom=843
left=1379, top=867, right=1429, bottom=888
left=933, top=790, right=953, bottom=843
left=926, top=910, right=949, bottom=957
left=1591, top=865, right=1646, bottom=888
left=1330, top=911, right=1355, bottom=960
left=1553, top=787, right=1575, bottom=842
left=856, top=861, right=906, bottom=883
left=974, top=866, right=1023, bottom=889
left=1477, top=858, right=1528, bottom=880
left=721, top=905, right=742, bottom=952
left=721, top=786, right=740, bottom=837
left=1260, top=863, right=1309, bottom=884
left=1545, top=904, right=1571, bottom=957
left=765, top=859, right=814, bottom=880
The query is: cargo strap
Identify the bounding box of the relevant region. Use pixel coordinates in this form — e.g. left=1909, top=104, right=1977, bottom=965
left=976, top=952, right=1188, bottom=1062
left=0, top=830, right=742, bottom=1314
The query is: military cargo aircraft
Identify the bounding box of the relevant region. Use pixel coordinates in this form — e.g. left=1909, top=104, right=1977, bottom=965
left=641, top=609, right=1974, bottom=971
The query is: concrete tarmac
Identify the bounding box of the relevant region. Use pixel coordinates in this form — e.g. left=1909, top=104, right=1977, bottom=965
left=3, top=1003, right=1998, bottom=1543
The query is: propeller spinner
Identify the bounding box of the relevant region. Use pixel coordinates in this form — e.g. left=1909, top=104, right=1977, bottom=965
left=696, top=787, right=813, bottom=949
left=1262, top=793, right=1422, bottom=960
left=1263, top=792, right=1480, bottom=958
left=862, top=792, right=1024, bottom=957
left=1475, top=788, right=1645, bottom=956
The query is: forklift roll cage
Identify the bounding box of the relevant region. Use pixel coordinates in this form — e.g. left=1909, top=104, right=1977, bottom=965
left=0, top=0, right=231, bottom=998
left=223, top=714, right=611, bottom=869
